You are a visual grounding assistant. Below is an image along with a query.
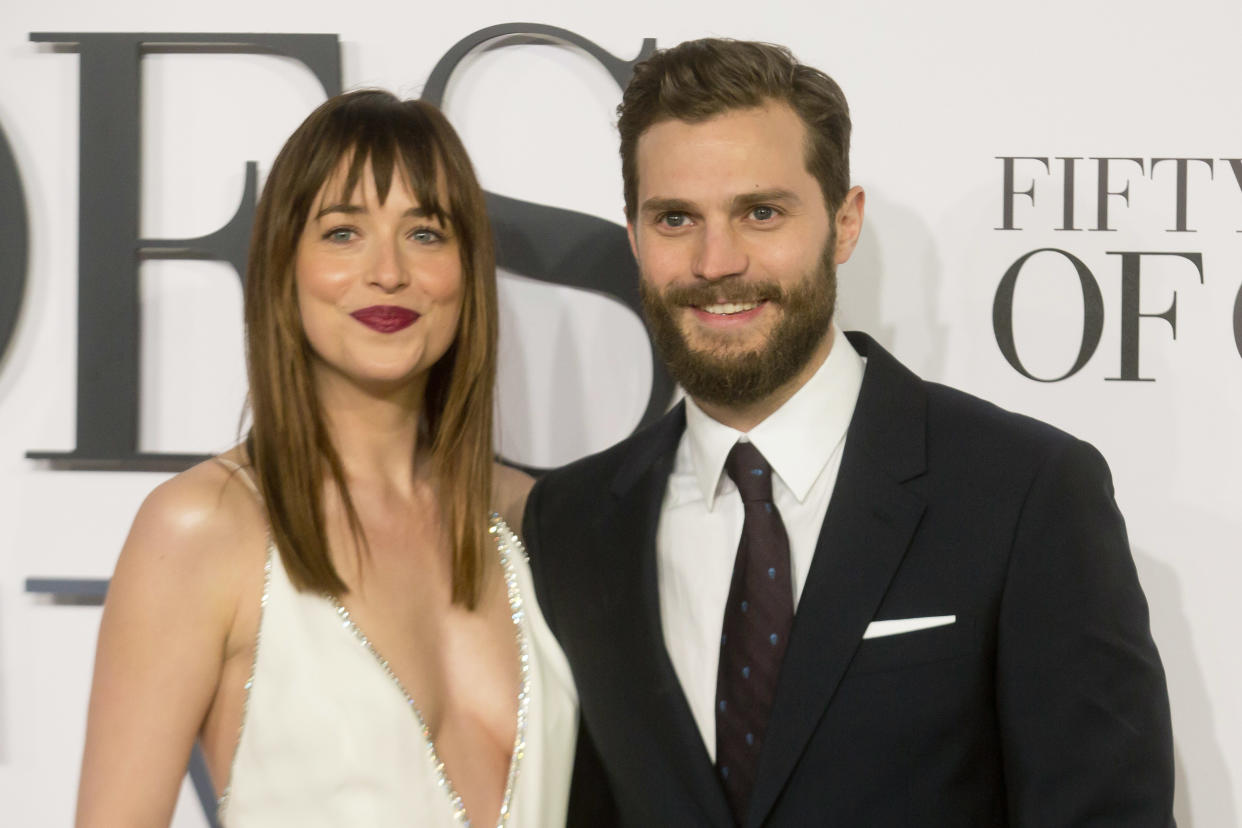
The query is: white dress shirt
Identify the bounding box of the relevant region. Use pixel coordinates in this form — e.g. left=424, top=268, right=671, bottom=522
left=656, top=324, right=865, bottom=760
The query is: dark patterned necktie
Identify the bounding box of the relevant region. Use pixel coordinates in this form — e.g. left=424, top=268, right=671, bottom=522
left=715, top=441, right=794, bottom=825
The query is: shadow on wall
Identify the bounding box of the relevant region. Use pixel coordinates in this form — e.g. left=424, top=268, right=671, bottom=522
left=835, top=189, right=949, bottom=381
left=494, top=271, right=536, bottom=468
left=494, top=272, right=594, bottom=472
left=1133, top=547, right=1237, bottom=827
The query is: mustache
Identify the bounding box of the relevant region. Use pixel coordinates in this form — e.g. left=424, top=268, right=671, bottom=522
left=658, top=278, right=785, bottom=307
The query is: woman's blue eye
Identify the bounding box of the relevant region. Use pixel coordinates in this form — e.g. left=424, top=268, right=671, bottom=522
left=326, top=228, right=354, bottom=242
left=412, top=228, right=443, bottom=243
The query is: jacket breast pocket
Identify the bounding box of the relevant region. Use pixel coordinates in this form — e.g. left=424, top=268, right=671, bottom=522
left=848, top=617, right=973, bottom=675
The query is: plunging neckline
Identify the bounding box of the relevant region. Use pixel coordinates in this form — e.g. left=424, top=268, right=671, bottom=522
left=329, top=515, right=530, bottom=828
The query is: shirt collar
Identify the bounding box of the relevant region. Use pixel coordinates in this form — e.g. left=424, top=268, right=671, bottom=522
left=684, top=324, right=865, bottom=509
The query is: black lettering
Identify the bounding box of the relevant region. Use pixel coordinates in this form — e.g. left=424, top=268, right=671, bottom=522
left=1234, top=277, right=1242, bottom=359
left=1150, top=157, right=1214, bottom=232
left=1104, top=251, right=1204, bottom=382
left=1223, top=159, right=1242, bottom=232
left=422, top=24, right=674, bottom=463
left=994, top=156, right=1049, bottom=231
left=1057, top=156, right=1082, bottom=231
left=423, top=22, right=655, bottom=100
left=993, top=248, right=1104, bottom=381
left=26, top=32, right=341, bottom=469
left=1091, top=156, right=1144, bottom=232
left=0, top=120, right=29, bottom=367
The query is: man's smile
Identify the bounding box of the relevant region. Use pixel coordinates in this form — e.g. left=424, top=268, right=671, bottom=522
left=698, top=301, right=762, bottom=315
left=687, top=300, right=771, bottom=328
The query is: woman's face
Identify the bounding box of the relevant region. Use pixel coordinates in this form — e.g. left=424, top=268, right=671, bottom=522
left=294, top=158, right=464, bottom=396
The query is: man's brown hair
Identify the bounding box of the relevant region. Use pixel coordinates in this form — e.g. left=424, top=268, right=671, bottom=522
left=244, top=90, right=498, bottom=608
left=618, top=38, right=851, bottom=220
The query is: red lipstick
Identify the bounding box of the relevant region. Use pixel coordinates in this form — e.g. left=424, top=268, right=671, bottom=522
left=351, top=305, right=419, bottom=333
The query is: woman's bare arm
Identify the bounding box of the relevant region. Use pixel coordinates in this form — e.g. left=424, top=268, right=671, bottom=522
left=76, top=461, right=259, bottom=827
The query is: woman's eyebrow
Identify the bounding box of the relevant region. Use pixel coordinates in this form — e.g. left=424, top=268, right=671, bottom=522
left=313, top=202, right=365, bottom=220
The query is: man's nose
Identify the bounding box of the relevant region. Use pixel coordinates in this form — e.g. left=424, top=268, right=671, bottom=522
left=692, top=223, right=747, bottom=281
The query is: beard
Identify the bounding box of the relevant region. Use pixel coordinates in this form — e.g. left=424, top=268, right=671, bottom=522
left=639, top=238, right=837, bottom=409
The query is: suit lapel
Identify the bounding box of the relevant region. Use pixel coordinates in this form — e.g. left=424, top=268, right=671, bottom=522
left=605, top=404, right=735, bottom=828
left=747, top=333, right=929, bottom=827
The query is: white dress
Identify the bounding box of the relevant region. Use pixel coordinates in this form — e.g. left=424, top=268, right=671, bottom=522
left=214, top=497, right=578, bottom=827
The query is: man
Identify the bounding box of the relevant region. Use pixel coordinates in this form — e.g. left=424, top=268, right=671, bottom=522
left=524, top=38, right=1175, bottom=827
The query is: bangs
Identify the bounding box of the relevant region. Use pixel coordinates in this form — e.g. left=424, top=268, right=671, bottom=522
left=308, top=97, right=453, bottom=226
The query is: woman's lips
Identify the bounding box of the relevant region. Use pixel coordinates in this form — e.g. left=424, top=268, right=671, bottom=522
left=350, top=305, right=420, bottom=333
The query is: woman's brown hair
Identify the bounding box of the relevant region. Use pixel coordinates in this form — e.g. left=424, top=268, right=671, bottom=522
left=244, top=90, right=497, bottom=608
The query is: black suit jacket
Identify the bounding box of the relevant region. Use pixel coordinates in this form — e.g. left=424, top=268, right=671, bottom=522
left=525, top=332, right=1175, bottom=827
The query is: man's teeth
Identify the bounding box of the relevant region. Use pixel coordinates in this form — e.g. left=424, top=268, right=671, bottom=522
left=702, top=301, right=759, bottom=315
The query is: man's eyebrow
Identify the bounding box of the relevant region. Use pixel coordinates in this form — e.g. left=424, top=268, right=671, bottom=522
left=732, top=188, right=801, bottom=209
left=638, top=190, right=802, bottom=217
left=639, top=197, right=695, bottom=216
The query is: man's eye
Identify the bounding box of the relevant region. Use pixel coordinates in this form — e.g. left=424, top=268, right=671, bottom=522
left=660, top=213, right=689, bottom=228
left=751, top=205, right=777, bottom=221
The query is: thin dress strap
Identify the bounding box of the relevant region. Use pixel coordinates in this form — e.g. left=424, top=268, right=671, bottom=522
left=214, top=457, right=263, bottom=502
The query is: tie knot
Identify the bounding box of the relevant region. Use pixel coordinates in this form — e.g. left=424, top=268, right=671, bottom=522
left=724, top=441, right=774, bottom=503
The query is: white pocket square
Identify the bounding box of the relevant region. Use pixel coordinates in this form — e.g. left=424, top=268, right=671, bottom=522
left=862, top=615, right=956, bottom=640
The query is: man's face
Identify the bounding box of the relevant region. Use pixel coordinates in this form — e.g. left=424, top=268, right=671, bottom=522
left=628, top=101, right=862, bottom=409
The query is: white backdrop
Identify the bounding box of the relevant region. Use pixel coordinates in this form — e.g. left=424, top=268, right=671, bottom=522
left=1, top=1, right=1239, bottom=825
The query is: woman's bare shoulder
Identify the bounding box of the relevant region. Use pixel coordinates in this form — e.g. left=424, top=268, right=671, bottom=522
left=121, top=449, right=268, bottom=588
left=491, top=461, right=534, bottom=535
left=78, top=450, right=268, bottom=824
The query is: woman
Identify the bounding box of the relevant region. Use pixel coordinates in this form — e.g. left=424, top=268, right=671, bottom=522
left=75, top=90, right=577, bottom=826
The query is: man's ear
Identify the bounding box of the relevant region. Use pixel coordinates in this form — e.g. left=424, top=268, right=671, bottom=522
left=626, top=218, right=640, bottom=262
left=833, top=186, right=865, bottom=265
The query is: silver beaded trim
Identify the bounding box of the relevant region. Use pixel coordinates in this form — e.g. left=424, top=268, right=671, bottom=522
left=331, top=514, right=530, bottom=827
left=492, top=514, right=530, bottom=827
left=217, top=538, right=275, bottom=814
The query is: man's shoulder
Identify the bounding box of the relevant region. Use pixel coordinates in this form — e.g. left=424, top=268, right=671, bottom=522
left=851, top=330, right=1083, bottom=463
left=925, top=379, right=1074, bottom=449
left=914, top=377, right=1113, bottom=503
left=533, top=403, right=684, bottom=503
